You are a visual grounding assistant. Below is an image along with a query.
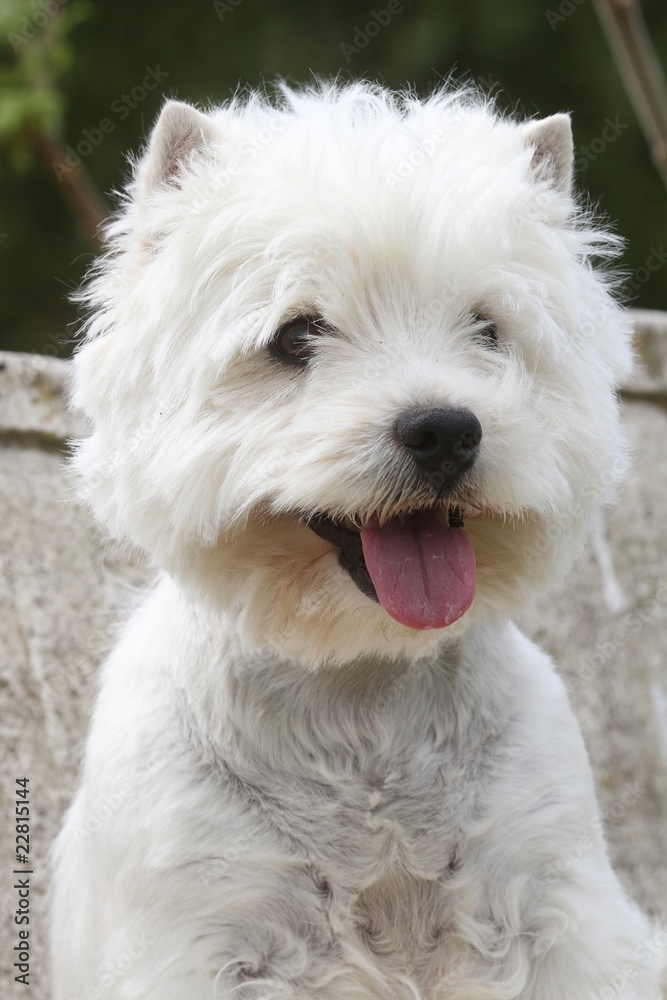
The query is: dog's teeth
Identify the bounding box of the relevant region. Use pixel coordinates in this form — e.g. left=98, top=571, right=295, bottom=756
left=448, top=506, right=464, bottom=528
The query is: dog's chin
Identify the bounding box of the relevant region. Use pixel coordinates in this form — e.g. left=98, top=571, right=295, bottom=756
left=177, top=500, right=573, bottom=666
left=179, top=507, right=475, bottom=664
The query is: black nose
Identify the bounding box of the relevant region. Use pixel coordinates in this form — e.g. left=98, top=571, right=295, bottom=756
left=395, top=407, right=482, bottom=481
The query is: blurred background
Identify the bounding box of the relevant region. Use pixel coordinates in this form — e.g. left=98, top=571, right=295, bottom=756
left=1, top=0, right=666, bottom=357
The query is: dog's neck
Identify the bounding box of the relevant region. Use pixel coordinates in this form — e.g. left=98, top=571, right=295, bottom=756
left=173, top=586, right=519, bottom=785
left=150, top=578, right=529, bottom=884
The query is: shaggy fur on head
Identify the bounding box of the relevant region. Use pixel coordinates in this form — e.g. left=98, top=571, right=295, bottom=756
left=51, top=82, right=661, bottom=1000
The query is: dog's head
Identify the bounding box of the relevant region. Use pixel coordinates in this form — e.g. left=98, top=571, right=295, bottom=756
left=71, top=84, right=632, bottom=665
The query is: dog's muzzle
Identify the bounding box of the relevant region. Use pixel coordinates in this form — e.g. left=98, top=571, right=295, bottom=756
left=305, top=405, right=482, bottom=631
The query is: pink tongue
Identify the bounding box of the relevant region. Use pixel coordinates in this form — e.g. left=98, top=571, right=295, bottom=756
left=360, top=512, right=476, bottom=630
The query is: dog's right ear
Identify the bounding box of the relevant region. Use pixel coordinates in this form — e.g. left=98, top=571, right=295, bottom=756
left=522, top=114, right=573, bottom=197
left=139, top=100, right=216, bottom=196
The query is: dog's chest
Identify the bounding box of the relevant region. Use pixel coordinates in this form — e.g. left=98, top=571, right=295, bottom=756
left=346, top=869, right=469, bottom=986
left=281, top=748, right=475, bottom=887
left=215, top=663, right=507, bottom=898
left=221, top=659, right=502, bottom=885
left=216, top=745, right=479, bottom=994
left=322, top=776, right=471, bottom=980
left=193, top=658, right=511, bottom=994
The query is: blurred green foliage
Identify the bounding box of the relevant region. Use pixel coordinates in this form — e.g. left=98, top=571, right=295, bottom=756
left=0, top=0, right=90, bottom=167
left=1, top=0, right=666, bottom=356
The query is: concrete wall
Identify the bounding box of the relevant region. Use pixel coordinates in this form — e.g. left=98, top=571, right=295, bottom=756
left=1, top=312, right=666, bottom=997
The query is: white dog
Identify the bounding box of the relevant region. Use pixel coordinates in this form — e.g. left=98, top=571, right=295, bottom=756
left=51, top=83, right=662, bottom=999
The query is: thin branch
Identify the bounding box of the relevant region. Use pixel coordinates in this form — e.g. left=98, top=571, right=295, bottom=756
left=31, top=132, right=109, bottom=248
left=591, top=0, right=667, bottom=192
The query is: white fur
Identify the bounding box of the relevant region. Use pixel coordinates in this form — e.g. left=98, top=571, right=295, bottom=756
left=51, top=83, right=661, bottom=999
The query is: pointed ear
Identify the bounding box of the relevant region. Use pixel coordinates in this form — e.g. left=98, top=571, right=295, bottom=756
left=522, top=114, right=573, bottom=196
left=140, top=100, right=216, bottom=195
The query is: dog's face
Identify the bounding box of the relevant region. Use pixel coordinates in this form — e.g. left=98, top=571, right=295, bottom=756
left=72, top=86, right=632, bottom=665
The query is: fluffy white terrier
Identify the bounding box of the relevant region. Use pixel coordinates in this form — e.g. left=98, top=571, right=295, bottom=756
left=51, top=83, right=662, bottom=999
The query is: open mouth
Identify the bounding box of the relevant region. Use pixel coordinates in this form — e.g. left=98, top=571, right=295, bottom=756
left=307, top=506, right=476, bottom=631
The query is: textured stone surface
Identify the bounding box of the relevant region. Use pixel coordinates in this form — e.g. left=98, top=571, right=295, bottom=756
left=519, top=399, right=667, bottom=919
left=1, top=311, right=666, bottom=998
left=0, top=354, right=151, bottom=999
left=629, top=309, right=667, bottom=396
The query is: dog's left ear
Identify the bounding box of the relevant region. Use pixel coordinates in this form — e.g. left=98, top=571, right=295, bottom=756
left=140, top=100, right=217, bottom=196
left=522, top=114, right=573, bottom=196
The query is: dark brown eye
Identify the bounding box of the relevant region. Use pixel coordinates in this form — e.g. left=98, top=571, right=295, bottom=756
left=271, top=316, right=324, bottom=365
left=471, top=313, right=499, bottom=348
